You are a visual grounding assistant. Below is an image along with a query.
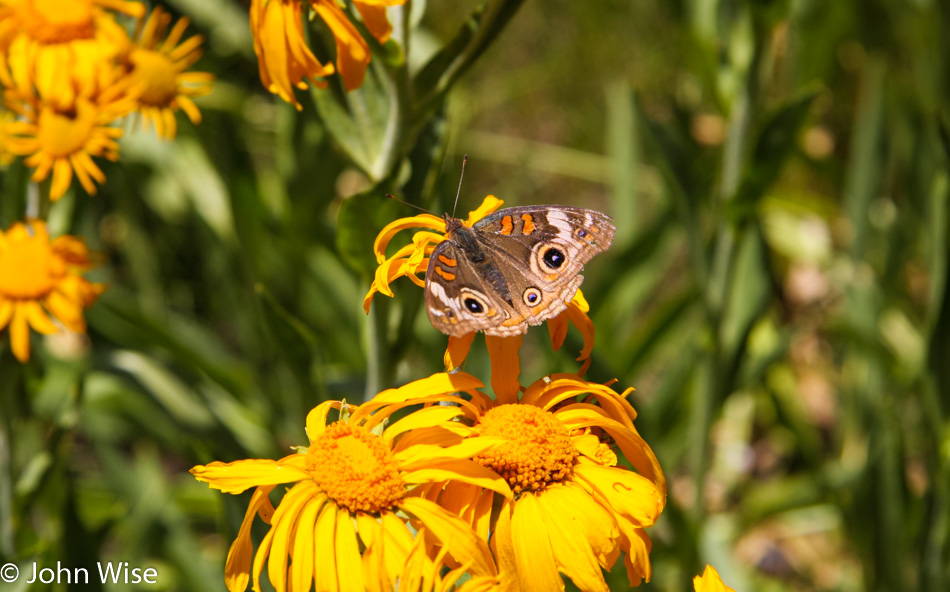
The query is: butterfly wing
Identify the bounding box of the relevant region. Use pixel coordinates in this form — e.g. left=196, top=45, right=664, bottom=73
left=472, top=206, right=615, bottom=324
left=424, top=239, right=523, bottom=337
left=424, top=206, right=615, bottom=337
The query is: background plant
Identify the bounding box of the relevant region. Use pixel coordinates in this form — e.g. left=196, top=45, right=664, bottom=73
left=0, top=1, right=948, bottom=591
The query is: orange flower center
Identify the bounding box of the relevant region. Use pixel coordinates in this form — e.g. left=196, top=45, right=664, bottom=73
left=474, top=404, right=577, bottom=494
left=37, top=101, right=96, bottom=157
left=22, top=0, right=95, bottom=44
left=128, top=48, right=179, bottom=107
left=306, top=423, right=405, bottom=513
left=0, top=231, right=65, bottom=299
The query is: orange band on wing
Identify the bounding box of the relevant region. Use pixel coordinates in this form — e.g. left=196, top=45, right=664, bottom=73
left=500, top=216, right=513, bottom=235
left=521, top=214, right=536, bottom=234
left=438, top=255, right=457, bottom=267
left=435, top=266, right=456, bottom=281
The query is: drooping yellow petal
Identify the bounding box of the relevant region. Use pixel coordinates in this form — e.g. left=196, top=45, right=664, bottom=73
left=312, top=0, right=370, bottom=91
left=334, top=506, right=365, bottom=592
left=509, top=494, right=562, bottom=592
left=444, top=332, right=475, bottom=370
left=536, top=485, right=612, bottom=592
left=485, top=334, right=522, bottom=404
left=10, top=305, right=31, bottom=362
left=543, top=482, right=621, bottom=578
left=618, top=523, right=652, bottom=587
left=224, top=485, right=276, bottom=592
left=573, top=463, right=663, bottom=528
left=267, top=481, right=315, bottom=592
left=289, top=493, right=321, bottom=592
left=313, top=502, right=339, bottom=592
left=397, top=496, right=497, bottom=577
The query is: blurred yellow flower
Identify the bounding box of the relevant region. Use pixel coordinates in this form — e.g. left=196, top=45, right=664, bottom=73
left=3, top=71, right=137, bottom=200
left=393, top=373, right=667, bottom=590
left=191, top=372, right=509, bottom=592
left=694, top=565, right=737, bottom=592
left=120, top=6, right=213, bottom=138
left=249, top=0, right=405, bottom=109
left=0, top=219, right=104, bottom=362
left=0, top=0, right=144, bottom=106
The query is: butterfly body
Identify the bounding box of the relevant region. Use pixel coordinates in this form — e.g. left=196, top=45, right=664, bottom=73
left=425, top=206, right=615, bottom=337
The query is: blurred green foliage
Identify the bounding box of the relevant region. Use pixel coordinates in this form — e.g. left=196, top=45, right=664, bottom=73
left=1, top=0, right=949, bottom=591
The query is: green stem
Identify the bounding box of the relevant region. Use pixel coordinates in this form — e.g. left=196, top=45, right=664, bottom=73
left=364, top=296, right=392, bottom=402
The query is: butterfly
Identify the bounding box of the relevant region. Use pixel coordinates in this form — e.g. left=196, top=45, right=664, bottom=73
left=425, top=206, right=615, bottom=337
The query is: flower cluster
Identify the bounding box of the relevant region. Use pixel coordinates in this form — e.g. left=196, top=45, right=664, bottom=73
left=0, top=0, right=212, bottom=200
left=249, top=0, right=406, bottom=108
left=193, top=198, right=700, bottom=591
left=0, top=219, right=103, bottom=362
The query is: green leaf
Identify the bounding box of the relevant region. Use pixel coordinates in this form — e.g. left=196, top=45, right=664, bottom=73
left=335, top=188, right=402, bottom=275
left=728, top=87, right=819, bottom=222
left=412, top=0, right=526, bottom=118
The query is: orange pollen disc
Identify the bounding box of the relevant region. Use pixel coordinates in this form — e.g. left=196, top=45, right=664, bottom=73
left=0, top=234, right=65, bottom=299
left=129, top=49, right=179, bottom=107
left=474, top=404, right=577, bottom=494
left=305, top=423, right=405, bottom=513
left=37, top=102, right=97, bottom=157
left=22, top=0, right=95, bottom=44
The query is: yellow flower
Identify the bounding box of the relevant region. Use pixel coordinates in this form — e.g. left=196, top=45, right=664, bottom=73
left=390, top=372, right=667, bottom=590
left=191, top=372, right=510, bottom=592
left=0, top=0, right=144, bottom=106
left=0, top=219, right=104, bottom=362
left=693, top=565, right=737, bottom=592
left=249, top=0, right=405, bottom=109
left=365, top=196, right=599, bottom=398
left=3, top=72, right=137, bottom=200
left=118, top=6, right=212, bottom=139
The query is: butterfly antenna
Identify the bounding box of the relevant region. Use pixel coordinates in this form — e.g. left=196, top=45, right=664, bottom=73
left=386, top=194, right=436, bottom=215
left=451, top=154, right=468, bottom=218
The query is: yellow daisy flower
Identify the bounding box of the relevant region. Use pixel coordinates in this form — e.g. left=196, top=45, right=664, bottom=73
left=191, top=372, right=511, bottom=592
left=693, top=565, right=737, bottom=592
left=0, top=0, right=144, bottom=106
left=365, top=196, right=599, bottom=398
left=0, top=219, right=104, bottom=362
left=2, top=72, right=138, bottom=200
left=120, top=6, right=213, bottom=139
left=390, top=372, right=667, bottom=590
left=249, top=0, right=405, bottom=109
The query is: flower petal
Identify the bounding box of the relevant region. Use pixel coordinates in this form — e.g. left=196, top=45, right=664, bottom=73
left=537, top=484, right=614, bottom=592
left=486, top=335, right=522, bottom=404
left=267, top=481, right=315, bottom=592
left=444, top=332, right=475, bottom=371
left=573, top=463, right=663, bottom=528
left=372, top=214, right=445, bottom=264
left=10, top=304, right=31, bottom=362
left=336, top=506, right=365, bottom=592
left=289, top=492, right=322, bottom=592
left=313, top=502, right=339, bottom=591
left=509, top=494, right=562, bottom=592
left=463, top=196, right=504, bottom=226
left=401, top=459, right=512, bottom=499
left=694, top=565, right=736, bottom=592
left=224, top=485, right=275, bottom=592
left=398, top=496, right=497, bottom=577
left=190, top=457, right=309, bottom=494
